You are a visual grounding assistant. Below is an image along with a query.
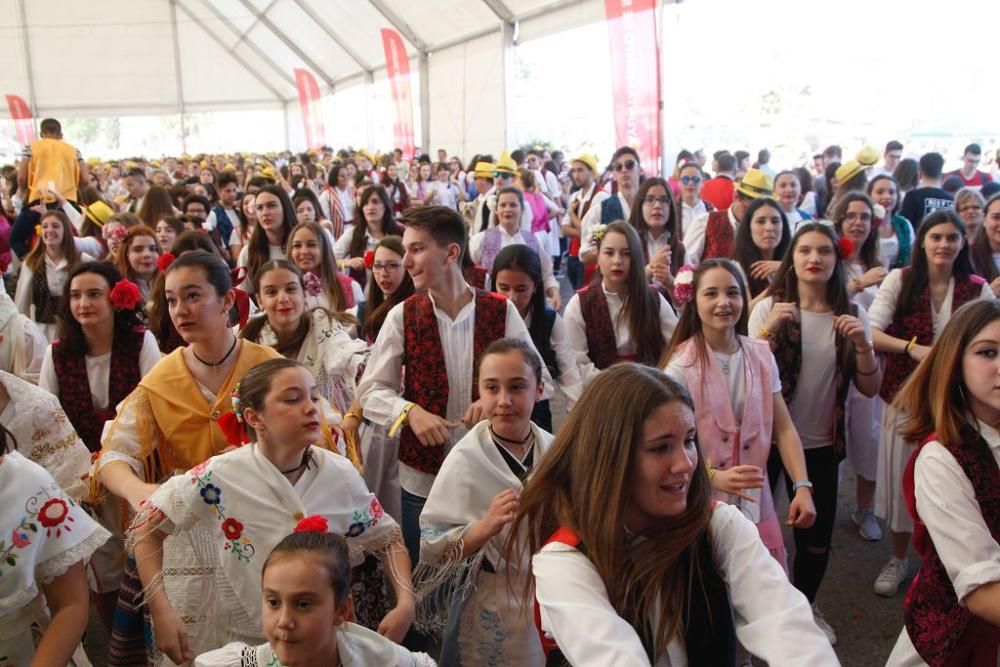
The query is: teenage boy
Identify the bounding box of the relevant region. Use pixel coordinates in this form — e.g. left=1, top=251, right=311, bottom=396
left=900, top=153, right=954, bottom=224
left=946, top=142, right=993, bottom=189
left=357, top=205, right=552, bottom=565
left=205, top=170, right=242, bottom=259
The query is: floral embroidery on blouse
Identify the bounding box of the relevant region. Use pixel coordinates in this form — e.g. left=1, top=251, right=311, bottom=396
left=189, top=465, right=255, bottom=563
left=0, top=481, right=77, bottom=576
left=345, top=497, right=385, bottom=538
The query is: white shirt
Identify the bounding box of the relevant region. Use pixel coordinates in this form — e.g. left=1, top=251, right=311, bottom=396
left=525, top=309, right=583, bottom=407
left=533, top=502, right=838, bottom=666
left=684, top=206, right=738, bottom=265
left=868, top=268, right=994, bottom=337
left=319, top=187, right=355, bottom=223
left=877, top=219, right=915, bottom=269
left=39, top=329, right=162, bottom=409
left=356, top=287, right=553, bottom=497
left=748, top=299, right=872, bottom=449
left=426, top=181, right=459, bottom=209
left=580, top=191, right=630, bottom=255
left=680, top=199, right=708, bottom=236
left=561, top=183, right=598, bottom=234
left=333, top=227, right=379, bottom=261
left=886, top=420, right=1000, bottom=666
left=14, top=253, right=97, bottom=342
left=563, top=284, right=678, bottom=384
left=844, top=260, right=879, bottom=311
left=468, top=226, right=559, bottom=293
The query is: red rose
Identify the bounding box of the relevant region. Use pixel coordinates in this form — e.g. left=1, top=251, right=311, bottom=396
left=838, top=237, right=854, bottom=260
left=38, top=498, right=69, bottom=528
left=363, top=250, right=375, bottom=270
left=109, top=279, right=143, bottom=311
left=294, top=515, right=329, bottom=534
left=221, top=517, right=243, bottom=540
left=156, top=252, right=176, bottom=272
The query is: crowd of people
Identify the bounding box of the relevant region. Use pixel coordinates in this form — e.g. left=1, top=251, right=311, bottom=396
left=0, top=118, right=998, bottom=667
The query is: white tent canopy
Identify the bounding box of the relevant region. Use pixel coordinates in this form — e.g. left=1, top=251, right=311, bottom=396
left=0, top=0, right=608, bottom=154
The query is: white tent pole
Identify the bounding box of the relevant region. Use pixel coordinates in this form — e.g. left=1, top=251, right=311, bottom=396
left=16, top=0, right=38, bottom=121
left=419, top=53, right=430, bottom=154
left=364, top=72, right=374, bottom=149
left=169, top=0, right=188, bottom=154
left=500, top=21, right=515, bottom=149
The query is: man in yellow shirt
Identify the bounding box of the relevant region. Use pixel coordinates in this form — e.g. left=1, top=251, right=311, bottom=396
left=12, top=118, right=88, bottom=258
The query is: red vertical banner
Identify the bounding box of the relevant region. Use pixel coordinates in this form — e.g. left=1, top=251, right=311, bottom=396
left=604, top=0, right=661, bottom=175
left=293, top=68, right=326, bottom=149
left=6, top=94, right=35, bottom=145
left=381, top=28, right=415, bottom=161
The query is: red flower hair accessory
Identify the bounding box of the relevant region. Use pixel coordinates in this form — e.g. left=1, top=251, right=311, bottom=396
left=218, top=411, right=246, bottom=448
left=157, top=252, right=176, bottom=272
left=838, top=237, right=855, bottom=260
left=294, top=515, right=329, bottom=533
left=109, top=279, right=143, bottom=311
left=303, top=271, right=322, bottom=297
left=363, top=250, right=375, bottom=270
left=106, top=225, right=128, bottom=242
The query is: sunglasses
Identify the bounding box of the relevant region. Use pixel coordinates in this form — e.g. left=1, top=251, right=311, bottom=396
left=613, top=160, right=637, bottom=172
left=680, top=175, right=702, bottom=185
left=493, top=171, right=513, bottom=179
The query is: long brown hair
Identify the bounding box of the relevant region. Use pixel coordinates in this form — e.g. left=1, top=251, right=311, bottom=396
left=628, top=177, right=684, bottom=273
left=114, top=224, right=162, bottom=284
left=899, top=209, right=975, bottom=316
left=598, top=221, right=666, bottom=364
left=349, top=185, right=401, bottom=259
left=240, top=259, right=312, bottom=357
left=895, top=299, right=1000, bottom=447
left=361, top=236, right=413, bottom=341
left=505, top=364, right=715, bottom=658
left=136, top=185, right=176, bottom=228
left=246, top=185, right=297, bottom=288
left=969, top=194, right=1000, bottom=282
left=831, top=192, right=880, bottom=270
left=660, top=259, right=749, bottom=369
left=287, top=221, right=354, bottom=326
left=26, top=210, right=81, bottom=271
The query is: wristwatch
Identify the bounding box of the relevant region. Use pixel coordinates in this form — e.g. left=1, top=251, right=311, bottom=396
left=792, top=480, right=814, bottom=492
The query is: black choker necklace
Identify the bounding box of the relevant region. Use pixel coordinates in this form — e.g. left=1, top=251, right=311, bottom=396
left=280, top=448, right=311, bottom=475
left=489, top=424, right=533, bottom=445
left=192, top=335, right=238, bottom=374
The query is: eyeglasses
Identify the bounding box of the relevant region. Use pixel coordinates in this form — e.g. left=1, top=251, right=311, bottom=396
left=680, top=175, right=702, bottom=185
left=372, top=262, right=402, bottom=273
left=842, top=212, right=872, bottom=223
left=613, top=160, right=637, bottom=172
left=643, top=196, right=671, bottom=207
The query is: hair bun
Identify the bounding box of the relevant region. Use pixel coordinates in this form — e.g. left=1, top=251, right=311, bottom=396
left=294, top=515, right=329, bottom=534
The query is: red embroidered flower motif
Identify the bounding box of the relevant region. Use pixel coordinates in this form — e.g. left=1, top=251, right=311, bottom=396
left=294, top=515, right=329, bottom=534
left=838, top=237, right=854, bottom=260
left=363, top=250, right=375, bottom=270
left=156, top=252, right=176, bottom=272
left=221, top=517, right=243, bottom=541
left=189, top=460, right=211, bottom=479
left=303, top=271, right=322, bottom=297
left=10, top=527, right=31, bottom=548
left=370, top=497, right=384, bottom=520
left=38, top=498, right=69, bottom=530
left=109, top=279, right=143, bottom=311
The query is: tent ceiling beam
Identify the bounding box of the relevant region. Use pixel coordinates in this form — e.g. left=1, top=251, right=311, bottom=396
left=197, top=0, right=297, bottom=90
left=516, top=0, right=585, bottom=24
left=176, top=0, right=287, bottom=102
left=16, top=0, right=38, bottom=117
left=234, top=0, right=339, bottom=89
left=430, top=25, right=501, bottom=54
left=291, top=0, right=375, bottom=75
left=480, top=0, right=515, bottom=23
left=168, top=0, right=188, bottom=151
left=366, top=0, right=428, bottom=53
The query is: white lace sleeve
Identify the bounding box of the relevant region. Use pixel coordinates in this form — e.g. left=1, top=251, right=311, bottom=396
left=97, top=387, right=159, bottom=478
left=36, top=523, right=111, bottom=584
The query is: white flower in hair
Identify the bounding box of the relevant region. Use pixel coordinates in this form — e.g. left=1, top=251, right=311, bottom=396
left=486, top=194, right=497, bottom=212
left=588, top=223, right=608, bottom=246
left=872, top=203, right=886, bottom=220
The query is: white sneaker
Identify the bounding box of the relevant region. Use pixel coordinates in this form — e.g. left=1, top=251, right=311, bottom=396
left=852, top=507, right=883, bottom=541
left=874, top=557, right=909, bottom=597
left=811, top=603, right=837, bottom=646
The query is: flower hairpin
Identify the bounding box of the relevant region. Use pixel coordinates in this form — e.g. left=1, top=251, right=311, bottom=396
left=294, top=515, right=329, bottom=533
left=106, top=226, right=128, bottom=242
left=157, top=252, right=176, bottom=272
left=109, top=279, right=142, bottom=311
left=589, top=223, right=608, bottom=247
left=485, top=194, right=497, bottom=212
left=230, top=382, right=243, bottom=422
left=363, top=250, right=375, bottom=270
left=673, top=263, right=697, bottom=306
left=218, top=382, right=247, bottom=447
left=303, top=271, right=322, bottom=297
left=838, top=237, right=855, bottom=260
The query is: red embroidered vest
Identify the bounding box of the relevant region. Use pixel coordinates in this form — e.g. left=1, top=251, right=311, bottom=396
left=577, top=283, right=661, bottom=370
left=703, top=209, right=735, bottom=260
left=902, top=428, right=1000, bottom=666
left=52, top=327, right=145, bottom=452
left=336, top=273, right=356, bottom=309
left=399, top=290, right=507, bottom=474
left=463, top=264, right=488, bottom=290
left=880, top=270, right=984, bottom=403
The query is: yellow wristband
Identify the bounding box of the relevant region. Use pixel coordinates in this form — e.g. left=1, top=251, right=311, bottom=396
left=705, top=458, right=716, bottom=481
left=758, top=327, right=771, bottom=339
left=388, top=402, right=414, bottom=438
left=905, top=336, right=917, bottom=353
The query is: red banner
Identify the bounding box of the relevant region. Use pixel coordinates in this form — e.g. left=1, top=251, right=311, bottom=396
left=293, top=68, right=326, bottom=149
left=6, top=94, right=35, bottom=145
left=604, top=0, right=661, bottom=175
left=380, top=28, right=415, bottom=161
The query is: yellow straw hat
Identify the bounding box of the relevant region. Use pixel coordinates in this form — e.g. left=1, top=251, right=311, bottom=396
left=473, top=161, right=496, bottom=179
left=735, top=168, right=774, bottom=199
left=835, top=146, right=880, bottom=184
left=572, top=153, right=599, bottom=176
left=494, top=151, right=517, bottom=175
left=83, top=200, right=113, bottom=228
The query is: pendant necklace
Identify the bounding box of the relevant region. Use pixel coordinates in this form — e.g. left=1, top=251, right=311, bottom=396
left=192, top=335, right=238, bottom=375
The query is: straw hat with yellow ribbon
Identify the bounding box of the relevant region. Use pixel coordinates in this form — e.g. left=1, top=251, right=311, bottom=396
left=494, top=151, right=517, bottom=175
left=572, top=153, right=600, bottom=176
left=472, top=161, right=496, bottom=179
left=735, top=168, right=774, bottom=199
left=83, top=201, right=113, bottom=228
left=835, top=145, right=880, bottom=185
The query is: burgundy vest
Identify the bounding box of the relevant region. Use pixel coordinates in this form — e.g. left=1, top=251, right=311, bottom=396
left=703, top=209, right=735, bottom=260
left=577, top=282, right=661, bottom=370
left=880, top=270, right=984, bottom=403
left=903, top=428, right=1000, bottom=666
left=463, top=264, right=488, bottom=290
left=399, top=290, right=507, bottom=474
left=337, top=273, right=356, bottom=309
left=52, top=327, right=145, bottom=452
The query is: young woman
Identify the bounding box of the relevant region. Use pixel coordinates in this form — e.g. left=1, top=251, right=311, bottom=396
left=0, top=288, right=47, bottom=384
left=469, top=187, right=561, bottom=309
left=510, top=363, right=835, bottom=665
left=102, top=212, right=139, bottom=261
left=774, top=170, right=812, bottom=230
left=869, top=209, right=993, bottom=599
left=155, top=214, right=185, bottom=253
left=240, top=260, right=366, bottom=414
left=237, top=184, right=298, bottom=290
left=677, top=161, right=712, bottom=234
left=490, top=245, right=583, bottom=430
left=868, top=175, right=915, bottom=270
left=136, top=185, right=177, bottom=229
left=969, top=193, right=1000, bottom=297
left=748, top=224, right=882, bottom=643
left=520, top=169, right=561, bottom=264
left=196, top=525, right=433, bottom=667
left=0, top=424, right=111, bottom=667
left=15, top=210, right=96, bottom=341
left=955, top=186, right=986, bottom=240
left=417, top=339, right=551, bottom=665
left=236, top=191, right=256, bottom=248
left=731, top=196, right=791, bottom=308
left=629, top=177, right=687, bottom=302
left=292, top=190, right=322, bottom=227
left=408, top=162, right=433, bottom=204
left=114, top=224, right=162, bottom=301
left=287, top=221, right=363, bottom=320
left=334, top=185, right=402, bottom=289
left=381, top=162, right=411, bottom=219
left=564, top=221, right=677, bottom=383
left=359, top=236, right=413, bottom=344
left=884, top=299, right=1000, bottom=666
left=831, top=193, right=890, bottom=542
left=320, top=165, right=355, bottom=240
left=661, top=259, right=814, bottom=566
left=129, top=359, right=415, bottom=665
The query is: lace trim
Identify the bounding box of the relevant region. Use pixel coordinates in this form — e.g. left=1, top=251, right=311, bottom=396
left=0, top=584, right=41, bottom=619
left=36, top=525, right=112, bottom=584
